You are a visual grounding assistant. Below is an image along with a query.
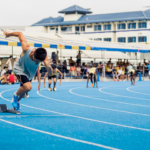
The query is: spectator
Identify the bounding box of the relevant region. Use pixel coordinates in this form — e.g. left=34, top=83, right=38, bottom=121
left=55, top=51, right=59, bottom=63
left=1, top=66, right=8, bottom=76
left=8, top=71, right=15, bottom=84
left=118, top=66, right=126, bottom=81
left=63, top=60, right=67, bottom=73
left=76, top=65, right=81, bottom=78
left=112, top=66, right=119, bottom=81
left=0, top=72, right=9, bottom=84
left=69, top=57, right=74, bottom=66
left=69, top=63, right=76, bottom=76
left=0, top=58, right=4, bottom=73
left=97, top=62, right=102, bottom=73
left=144, top=62, right=150, bottom=80
left=76, top=50, right=82, bottom=66
left=6, top=55, right=13, bottom=73
left=13, top=57, right=18, bottom=67
left=106, top=63, right=112, bottom=75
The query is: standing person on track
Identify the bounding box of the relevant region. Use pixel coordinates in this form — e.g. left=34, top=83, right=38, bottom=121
left=129, top=68, right=136, bottom=85
left=2, top=29, right=50, bottom=111
left=44, top=64, right=63, bottom=91
left=6, top=55, right=13, bottom=73
left=87, top=65, right=97, bottom=88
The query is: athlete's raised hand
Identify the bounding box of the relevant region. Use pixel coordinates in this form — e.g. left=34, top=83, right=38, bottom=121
left=38, top=83, right=40, bottom=91
left=44, top=83, right=46, bottom=88
left=2, top=29, right=9, bottom=38
left=59, top=81, right=61, bottom=86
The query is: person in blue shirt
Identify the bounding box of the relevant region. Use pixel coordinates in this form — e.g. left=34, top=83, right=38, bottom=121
left=144, top=62, right=150, bottom=80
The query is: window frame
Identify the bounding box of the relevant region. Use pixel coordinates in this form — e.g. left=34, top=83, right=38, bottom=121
left=128, top=37, right=136, bottom=43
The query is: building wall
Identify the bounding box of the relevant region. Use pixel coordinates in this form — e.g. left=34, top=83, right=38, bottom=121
left=25, top=26, right=47, bottom=33
left=64, top=13, right=83, bottom=21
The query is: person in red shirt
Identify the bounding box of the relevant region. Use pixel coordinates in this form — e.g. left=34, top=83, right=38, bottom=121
left=8, top=71, right=15, bottom=84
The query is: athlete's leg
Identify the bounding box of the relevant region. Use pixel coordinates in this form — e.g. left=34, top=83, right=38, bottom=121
left=87, top=74, right=89, bottom=87
left=16, top=82, right=32, bottom=101
left=53, top=77, right=57, bottom=91
left=94, top=72, right=98, bottom=88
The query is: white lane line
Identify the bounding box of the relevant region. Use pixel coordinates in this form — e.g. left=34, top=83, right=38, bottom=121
left=99, top=86, right=150, bottom=101
left=69, top=87, right=150, bottom=108
left=38, top=89, right=150, bottom=117
left=1, top=89, right=150, bottom=132
left=0, top=115, right=65, bottom=118
left=0, top=119, right=120, bottom=150
left=127, top=86, right=150, bottom=96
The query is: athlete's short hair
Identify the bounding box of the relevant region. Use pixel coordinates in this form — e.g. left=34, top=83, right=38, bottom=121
left=51, top=64, right=57, bottom=69
left=34, top=48, right=47, bottom=61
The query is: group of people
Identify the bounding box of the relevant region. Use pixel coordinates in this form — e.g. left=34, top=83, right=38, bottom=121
left=0, top=56, right=18, bottom=84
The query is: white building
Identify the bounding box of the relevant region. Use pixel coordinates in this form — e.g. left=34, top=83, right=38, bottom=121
left=26, top=5, right=150, bottom=44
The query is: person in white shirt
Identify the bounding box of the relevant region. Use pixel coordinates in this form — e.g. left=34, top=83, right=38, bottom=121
left=127, top=63, right=133, bottom=80
left=1, top=66, right=8, bottom=76
left=6, top=55, right=13, bottom=73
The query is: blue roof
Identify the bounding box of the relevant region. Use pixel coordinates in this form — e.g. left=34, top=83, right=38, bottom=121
left=58, top=5, right=92, bottom=14
left=33, top=16, right=63, bottom=26
left=32, top=10, right=150, bottom=26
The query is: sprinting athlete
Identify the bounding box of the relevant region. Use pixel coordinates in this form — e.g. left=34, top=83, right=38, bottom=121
left=44, top=64, right=63, bottom=91
left=129, top=69, right=136, bottom=85
left=2, top=29, right=49, bottom=111
left=87, top=65, right=97, bottom=88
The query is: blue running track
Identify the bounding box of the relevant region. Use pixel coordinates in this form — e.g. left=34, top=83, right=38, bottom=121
left=0, top=81, right=150, bottom=150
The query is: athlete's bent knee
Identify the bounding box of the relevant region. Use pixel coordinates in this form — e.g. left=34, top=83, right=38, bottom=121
left=24, top=83, right=32, bottom=91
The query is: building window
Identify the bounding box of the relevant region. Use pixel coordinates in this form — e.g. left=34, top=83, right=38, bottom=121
left=118, top=23, right=126, bottom=29
left=94, top=25, right=101, bottom=31
left=128, top=37, right=136, bottom=43
left=104, top=24, right=111, bottom=30
left=138, top=22, right=147, bottom=28
left=104, top=38, right=111, bottom=42
left=50, top=28, right=55, bottom=30
left=138, top=36, right=147, bottom=42
left=81, top=26, right=85, bottom=31
left=87, top=25, right=92, bottom=28
left=118, top=37, right=126, bottom=43
left=94, top=38, right=102, bottom=41
left=61, top=27, right=72, bottom=32
left=128, top=23, right=136, bottom=29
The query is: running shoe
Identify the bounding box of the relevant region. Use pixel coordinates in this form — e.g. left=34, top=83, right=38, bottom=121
left=91, top=83, right=93, bottom=88
left=93, top=83, right=95, bottom=88
left=53, top=87, right=57, bottom=91
left=23, top=92, right=29, bottom=98
left=16, top=102, right=21, bottom=111
left=114, top=80, right=116, bottom=81
left=48, top=88, right=52, bottom=91
left=11, top=93, right=19, bottom=109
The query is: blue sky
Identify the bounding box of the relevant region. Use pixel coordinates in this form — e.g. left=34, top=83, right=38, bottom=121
left=0, top=0, right=149, bottom=26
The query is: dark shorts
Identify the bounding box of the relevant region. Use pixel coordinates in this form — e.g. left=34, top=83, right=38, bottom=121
left=15, top=75, right=32, bottom=86
left=89, top=73, right=94, bottom=77
left=48, top=75, right=57, bottom=80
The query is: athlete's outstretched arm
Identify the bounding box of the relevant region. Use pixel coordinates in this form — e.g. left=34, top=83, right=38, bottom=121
left=2, top=29, right=30, bottom=51
left=44, top=72, right=48, bottom=88
left=57, top=69, right=63, bottom=85
left=37, top=68, right=41, bottom=91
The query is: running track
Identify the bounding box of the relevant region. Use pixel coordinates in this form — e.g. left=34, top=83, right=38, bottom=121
left=0, top=81, right=150, bottom=150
